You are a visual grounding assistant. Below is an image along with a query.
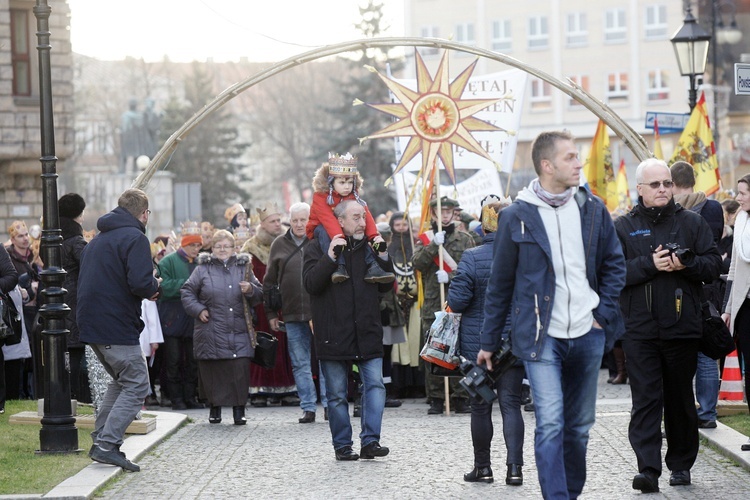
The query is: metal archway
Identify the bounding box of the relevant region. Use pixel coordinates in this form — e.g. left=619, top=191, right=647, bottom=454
left=132, top=36, right=653, bottom=190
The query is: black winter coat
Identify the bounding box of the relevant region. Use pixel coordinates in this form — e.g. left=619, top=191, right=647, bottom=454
left=615, top=199, right=722, bottom=340
left=78, top=207, right=160, bottom=346
left=303, top=236, right=392, bottom=360
left=60, top=216, right=87, bottom=347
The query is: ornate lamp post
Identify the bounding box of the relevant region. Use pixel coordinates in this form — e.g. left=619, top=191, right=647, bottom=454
left=671, top=6, right=712, bottom=111
left=33, top=0, right=78, bottom=453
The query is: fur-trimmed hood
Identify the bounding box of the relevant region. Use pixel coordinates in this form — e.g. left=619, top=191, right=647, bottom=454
left=195, top=251, right=251, bottom=266
left=312, top=163, right=364, bottom=194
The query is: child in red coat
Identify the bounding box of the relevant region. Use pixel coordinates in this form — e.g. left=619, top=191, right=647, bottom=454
left=306, top=152, right=394, bottom=284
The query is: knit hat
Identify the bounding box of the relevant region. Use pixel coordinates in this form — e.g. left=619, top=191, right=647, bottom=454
left=376, top=221, right=392, bottom=237
left=8, top=220, right=28, bottom=239
left=181, top=234, right=203, bottom=247
left=58, top=193, right=86, bottom=219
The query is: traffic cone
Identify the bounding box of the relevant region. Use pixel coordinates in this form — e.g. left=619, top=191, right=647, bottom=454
left=719, top=349, right=744, bottom=401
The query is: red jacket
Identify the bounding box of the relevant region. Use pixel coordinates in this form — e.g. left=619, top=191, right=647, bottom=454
left=306, top=191, right=378, bottom=241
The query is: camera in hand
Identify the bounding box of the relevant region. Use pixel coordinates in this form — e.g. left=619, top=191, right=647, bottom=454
left=458, top=339, right=518, bottom=404
left=663, top=243, right=694, bottom=265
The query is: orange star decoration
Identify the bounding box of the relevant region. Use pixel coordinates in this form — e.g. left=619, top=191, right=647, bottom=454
left=359, top=49, right=512, bottom=189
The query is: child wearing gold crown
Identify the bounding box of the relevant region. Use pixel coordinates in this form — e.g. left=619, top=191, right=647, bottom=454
left=306, top=152, right=394, bottom=283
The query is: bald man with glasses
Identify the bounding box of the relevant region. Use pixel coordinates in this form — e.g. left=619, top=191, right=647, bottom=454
left=614, top=159, right=721, bottom=493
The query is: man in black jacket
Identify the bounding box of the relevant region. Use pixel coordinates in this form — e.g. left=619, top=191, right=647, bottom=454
left=303, top=200, right=393, bottom=461
left=78, top=189, right=161, bottom=472
left=614, top=159, right=721, bottom=493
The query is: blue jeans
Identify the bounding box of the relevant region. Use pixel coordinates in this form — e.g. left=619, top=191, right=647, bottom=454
left=285, top=321, right=327, bottom=412
left=524, top=327, right=605, bottom=500
left=695, top=351, right=719, bottom=421
left=321, top=358, right=385, bottom=450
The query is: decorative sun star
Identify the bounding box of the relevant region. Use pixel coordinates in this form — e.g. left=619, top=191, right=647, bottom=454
left=361, top=49, right=510, bottom=187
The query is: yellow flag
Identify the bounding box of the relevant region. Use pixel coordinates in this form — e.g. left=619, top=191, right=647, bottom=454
left=616, top=159, right=632, bottom=211
left=584, top=120, right=617, bottom=211
left=653, top=117, right=664, bottom=160
left=669, top=92, right=720, bottom=196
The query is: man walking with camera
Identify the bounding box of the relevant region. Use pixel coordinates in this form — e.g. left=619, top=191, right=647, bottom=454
left=614, top=159, right=721, bottom=492
left=479, top=131, right=626, bottom=499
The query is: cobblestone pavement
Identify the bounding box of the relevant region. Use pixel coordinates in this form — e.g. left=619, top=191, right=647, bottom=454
left=99, top=370, right=750, bottom=499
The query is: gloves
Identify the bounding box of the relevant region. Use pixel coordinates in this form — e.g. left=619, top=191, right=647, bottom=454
left=436, top=270, right=449, bottom=284
left=372, top=241, right=387, bottom=253
left=433, top=231, right=445, bottom=246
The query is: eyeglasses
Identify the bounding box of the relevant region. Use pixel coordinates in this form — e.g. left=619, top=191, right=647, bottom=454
left=638, top=180, right=674, bottom=189
left=213, top=245, right=233, bottom=251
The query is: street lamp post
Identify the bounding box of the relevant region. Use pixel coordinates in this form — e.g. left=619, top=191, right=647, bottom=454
left=33, top=0, right=78, bottom=453
left=671, top=6, right=712, bottom=111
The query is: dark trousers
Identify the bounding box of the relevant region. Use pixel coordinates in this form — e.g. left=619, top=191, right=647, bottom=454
left=69, top=346, right=92, bottom=403
left=469, top=364, right=524, bottom=467
left=623, top=338, right=699, bottom=475
left=0, top=347, right=5, bottom=409
left=732, top=300, right=750, bottom=413
left=164, top=336, right=198, bottom=403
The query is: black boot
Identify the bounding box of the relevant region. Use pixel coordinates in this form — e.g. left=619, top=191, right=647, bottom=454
left=332, top=264, right=350, bottom=283
left=464, top=466, right=493, bottom=483
left=363, top=262, right=395, bottom=284
left=209, top=406, right=221, bottom=424
left=506, top=464, right=523, bottom=485
left=233, top=406, right=247, bottom=425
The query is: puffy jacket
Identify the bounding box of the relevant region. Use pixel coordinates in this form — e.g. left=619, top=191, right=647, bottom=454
left=615, top=198, right=722, bottom=340
left=447, top=232, right=497, bottom=361
left=263, top=231, right=311, bottom=323
left=60, top=216, right=87, bottom=347
left=303, top=235, right=392, bottom=360
left=78, top=207, right=160, bottom=346
left=181, top=252, right=263, bottom=360
left=481, top=187, right=626, bottom=360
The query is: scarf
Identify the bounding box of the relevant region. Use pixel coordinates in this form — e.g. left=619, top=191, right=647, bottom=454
left=531, top=178, right=575, bottom=208
left=736, top=210, right=750, bottom=264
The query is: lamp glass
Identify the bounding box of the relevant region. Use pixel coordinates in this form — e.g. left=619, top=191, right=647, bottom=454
left=672, top=38, right=710, bottom=76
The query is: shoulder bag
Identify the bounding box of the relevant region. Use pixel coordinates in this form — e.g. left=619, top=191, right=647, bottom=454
left=0, top=290, right=22, bottom=346
left=700, top=300, right=735, bottom=360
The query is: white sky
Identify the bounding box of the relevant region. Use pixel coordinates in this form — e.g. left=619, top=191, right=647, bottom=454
left=67, top=0, right=405, bottom=63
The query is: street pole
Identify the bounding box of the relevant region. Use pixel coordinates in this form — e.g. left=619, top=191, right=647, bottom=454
left=33, top=0, right=78, bottom=453
left=711, top=0, right=721, bottom=168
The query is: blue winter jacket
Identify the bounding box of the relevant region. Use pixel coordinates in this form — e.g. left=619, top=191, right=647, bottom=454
left=447, top=232, right=500, bottom=362
left=78, top=206, right=160, bottom=346
left=481, top=187, right=626, bottom=361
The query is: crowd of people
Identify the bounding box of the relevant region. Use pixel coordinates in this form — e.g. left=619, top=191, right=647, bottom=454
left=0, top=134, right=748, bottom=497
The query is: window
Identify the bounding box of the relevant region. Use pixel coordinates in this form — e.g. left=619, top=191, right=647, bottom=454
left=567, top=75, right=590, bottom=108
left=647, top=70, right=670, bottom=102
left=11, top=8, right=31, bottom=96
left=606, top=72, right=629, bottom=103
left=455, top=22, right=476, bottom=46
left=529, top=77, right=552, bottom=110
left=491, top=20, right=512, bottom=52
left=605, top=8, right=627, bottom=43
left=645, top=5, right=668, bottom=39
left=566, top=13, right=587, bottom=47
left=528, top=16, right=549, bottom=50
left=420, top=25, right=440, bottom=56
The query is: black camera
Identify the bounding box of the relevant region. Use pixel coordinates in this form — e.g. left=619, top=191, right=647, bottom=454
left=663, top=243, right=694, bottom=265
left=458, top=340, right=518, bottom=404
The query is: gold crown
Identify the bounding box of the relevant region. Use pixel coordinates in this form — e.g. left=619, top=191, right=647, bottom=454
left=181, top=221, right=201, bottom=235
left=328, top=152, right=358, bottom=177
left=233, top=227, right=251, bottom=243
left=256, top=202, right=282, bottom=222
left=224, top=203, right=245, bottom=222
left=150, top=241, right=166, bottom=259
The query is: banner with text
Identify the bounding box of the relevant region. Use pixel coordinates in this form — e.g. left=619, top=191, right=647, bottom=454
left=391, top=68, right=527, bottom=216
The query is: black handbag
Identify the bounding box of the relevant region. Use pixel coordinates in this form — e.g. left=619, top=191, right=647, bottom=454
left=251, top=331, right=278, bottom=369
left=0, top=291, right=22, bottom=346
left=700, top=301, right=735, bottom=360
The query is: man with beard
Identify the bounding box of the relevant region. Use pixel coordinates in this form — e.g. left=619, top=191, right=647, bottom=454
left=242, top=202, right=297, bottom=407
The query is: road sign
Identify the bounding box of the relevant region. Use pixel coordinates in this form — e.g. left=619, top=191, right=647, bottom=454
left=735, top=63, right=750, bottom=96
left=644, top=112, right=690, bottom=133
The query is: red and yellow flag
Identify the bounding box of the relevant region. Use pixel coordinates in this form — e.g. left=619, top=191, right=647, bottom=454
left=669, top=92, right=720, bottom=196
left=653, top=117, right=664, bottom=160
left=584, top=120, right=617, bottom=211
left=616, top=159, right=632, bottom=211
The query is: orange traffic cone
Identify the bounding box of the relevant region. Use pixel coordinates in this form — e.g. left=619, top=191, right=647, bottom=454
left=719, top=349, right=744, bottom=401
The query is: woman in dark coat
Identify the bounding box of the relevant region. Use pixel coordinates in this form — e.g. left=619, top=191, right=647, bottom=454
left=181, top=230, right=263, bottom=425
left=0, top=244, right=19, bottom=413
left=58, top=193, right=91, bottom=403
left=447, top=197, right=524, bottom=486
